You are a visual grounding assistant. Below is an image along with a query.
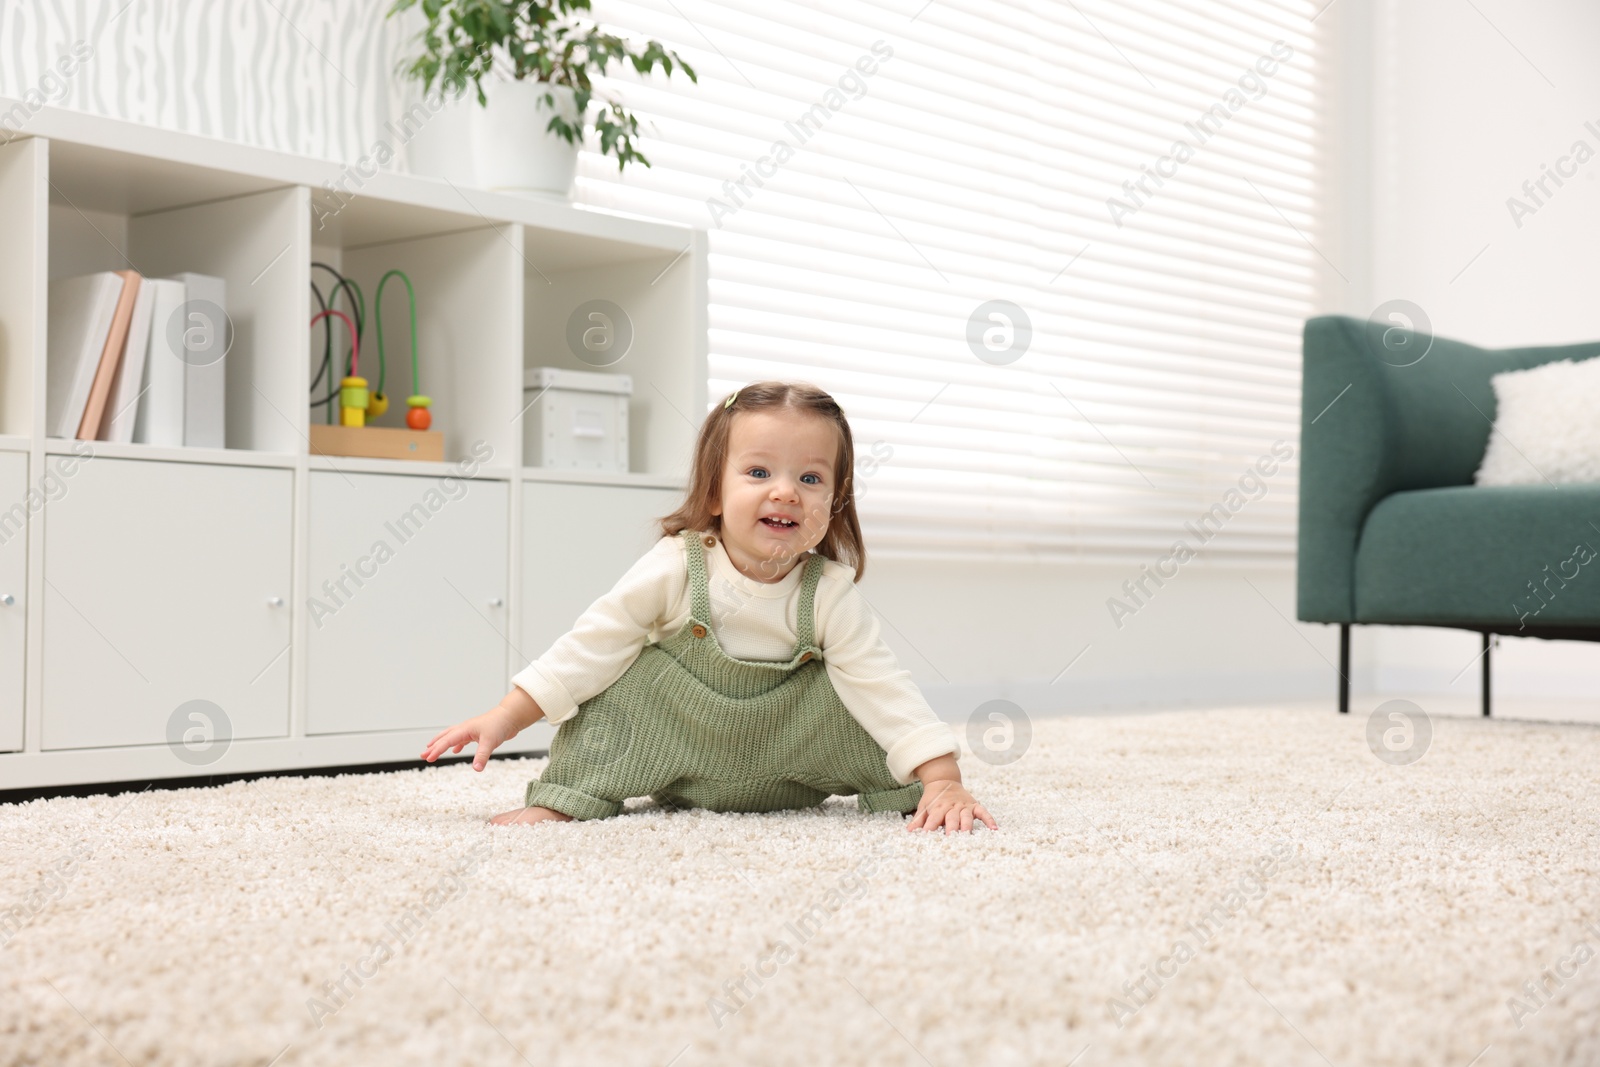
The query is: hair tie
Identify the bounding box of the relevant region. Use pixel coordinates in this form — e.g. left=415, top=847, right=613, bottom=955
left=724, top=390, right=738, bottom=408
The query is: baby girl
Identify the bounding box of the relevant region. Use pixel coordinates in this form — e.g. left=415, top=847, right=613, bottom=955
left=423, top=380, right=996, bottom=833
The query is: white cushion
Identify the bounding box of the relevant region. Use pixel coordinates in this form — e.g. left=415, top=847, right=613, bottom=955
left=1474, top=356, right=1600, bottom=486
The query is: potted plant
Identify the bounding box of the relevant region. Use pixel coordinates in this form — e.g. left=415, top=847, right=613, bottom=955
left=389, top=0, right=696, bottom=197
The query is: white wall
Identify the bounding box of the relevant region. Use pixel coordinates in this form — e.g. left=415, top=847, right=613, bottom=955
left=1321, top=0, right=1600, bottom=716
left=1, top=0, right=409, bottom=162
left=864, top=556, right=1336, bottom=723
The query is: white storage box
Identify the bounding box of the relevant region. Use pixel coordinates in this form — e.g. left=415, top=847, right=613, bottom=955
left=522, top=367, right=631, bottom=472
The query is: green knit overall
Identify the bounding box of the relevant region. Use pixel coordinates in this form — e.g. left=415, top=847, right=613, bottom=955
left=523, top=530, right=924, bottom=820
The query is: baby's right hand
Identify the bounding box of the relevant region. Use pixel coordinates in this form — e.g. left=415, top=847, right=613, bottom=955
left=421, top=706, right=520, bottom=770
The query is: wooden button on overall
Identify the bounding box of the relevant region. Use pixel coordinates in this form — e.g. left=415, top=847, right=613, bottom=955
left=798, top=651, right=814, bottom=663
left=692, top=624, right=708, bottom=638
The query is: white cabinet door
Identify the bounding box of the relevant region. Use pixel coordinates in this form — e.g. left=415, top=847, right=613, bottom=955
left=521, top=482, right=680, bottom=662
left=42, top=459, right=292, bottom=750
left=0, top=451, right=26, bottom=752
left=306, top=471, right=509, bottom=734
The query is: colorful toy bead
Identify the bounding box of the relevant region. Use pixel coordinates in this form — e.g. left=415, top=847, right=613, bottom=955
left=406, top=394, right=432, bottom=431
left=340, top=376, right=369, bottom=428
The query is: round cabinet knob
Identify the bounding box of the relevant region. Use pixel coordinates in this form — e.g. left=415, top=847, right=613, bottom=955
left=0, top=593, right=13, bottom=607
left=267, top=596, right=285, bottom=608
left=487, top=596, right=505, bottom=608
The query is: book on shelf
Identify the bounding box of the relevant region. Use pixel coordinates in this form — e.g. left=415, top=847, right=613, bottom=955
left=48, top=270, right=229, bottom=447
left=131, top=279, right=189, bottom=447
left=45, top=271, right=126, bottom=440
left=76, top=271, right=141, bottom=441
left=172, top=272, right=226, bottom=450
left=101, top=275, right=158, bottom=444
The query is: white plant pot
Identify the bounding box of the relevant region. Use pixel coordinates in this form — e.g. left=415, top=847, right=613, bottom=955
left=470, top=80, right=581, bottom=198
left=402, top=88, right=478, bottom=185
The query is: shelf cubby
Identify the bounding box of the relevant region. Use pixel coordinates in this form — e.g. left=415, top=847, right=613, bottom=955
left=44, top=139, right=308, bottom=454
left=522, top=226, right=706, bottom=478
left=310, top=197, right=522, bottom=469
left=0, top=137, right=44, bottom=439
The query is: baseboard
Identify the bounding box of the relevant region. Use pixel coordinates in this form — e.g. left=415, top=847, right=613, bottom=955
left=921, top=668, right=1336, bottom=720
left=1369, top=664, right=1600, bottom=701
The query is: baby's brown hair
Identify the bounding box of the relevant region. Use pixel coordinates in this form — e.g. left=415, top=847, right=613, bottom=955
left=659, top=380, right=866, bottom=581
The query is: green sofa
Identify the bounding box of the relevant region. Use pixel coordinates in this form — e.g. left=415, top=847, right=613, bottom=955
left=1297, top=315, right=1600, bottom=715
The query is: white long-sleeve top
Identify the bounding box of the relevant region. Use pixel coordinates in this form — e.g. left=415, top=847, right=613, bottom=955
left=511, top=532, right=957, bottom=784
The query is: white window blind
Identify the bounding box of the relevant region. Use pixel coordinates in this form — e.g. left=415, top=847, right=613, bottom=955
left=582, top=0, right=1319, bottom=564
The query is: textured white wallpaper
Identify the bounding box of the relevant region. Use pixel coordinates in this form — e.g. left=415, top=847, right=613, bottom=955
left=0, top=0, right=414, bottom=161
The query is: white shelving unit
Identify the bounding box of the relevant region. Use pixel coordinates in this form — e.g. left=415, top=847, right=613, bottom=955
left=0, top=102, right=707, bottom=790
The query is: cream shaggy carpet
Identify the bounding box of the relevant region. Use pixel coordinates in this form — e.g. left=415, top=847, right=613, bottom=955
left=2, top=705, right=1598, bottom=1067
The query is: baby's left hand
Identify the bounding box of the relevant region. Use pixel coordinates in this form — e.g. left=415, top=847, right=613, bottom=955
left=907, top=779, right=998, bottom=833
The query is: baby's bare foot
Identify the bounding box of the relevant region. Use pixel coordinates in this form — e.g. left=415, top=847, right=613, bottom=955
left=489, top=806, right=573, bottom=826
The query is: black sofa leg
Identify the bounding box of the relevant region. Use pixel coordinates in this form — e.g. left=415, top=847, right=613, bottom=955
left=1482, top=632, right=1492, bottom=718
left=1338, top=623, right=1350, bottom=714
